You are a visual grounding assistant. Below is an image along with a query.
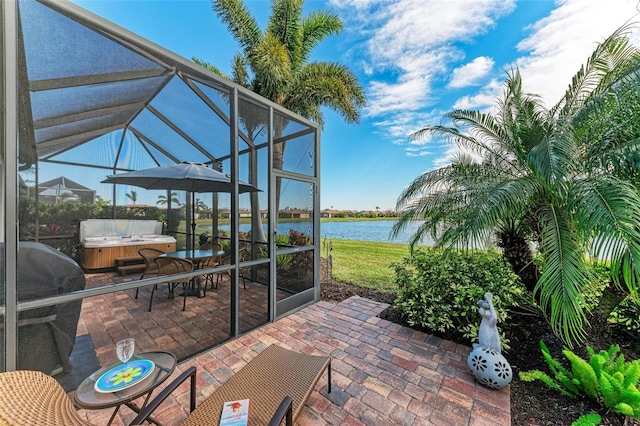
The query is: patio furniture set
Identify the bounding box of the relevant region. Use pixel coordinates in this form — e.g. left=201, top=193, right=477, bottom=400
left=134, top=245, right=228, bottom=312
left=0, top=344, right=331, bottom=426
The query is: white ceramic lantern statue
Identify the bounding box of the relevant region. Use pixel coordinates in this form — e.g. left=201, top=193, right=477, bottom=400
left=466, top=293, right=512, bottom=389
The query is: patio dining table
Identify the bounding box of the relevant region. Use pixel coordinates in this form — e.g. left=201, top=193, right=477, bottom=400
left=159, top=249, right=225, bottom=296
left=160, top=249, right=225, bottom=265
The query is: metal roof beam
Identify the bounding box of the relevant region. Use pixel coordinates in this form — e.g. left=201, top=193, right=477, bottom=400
left=128, top=126, right=181, bottom=164
left=147, top=104, right=216, bottom=162
left=33, top=101, right=147, bottom=129
left=273, top=127, right=315, bottom=144
left=181, top=73, right=254, bottom=148
left=36, top=123, right=122, bottom=151
left=29, top=68, right=168, bottom=92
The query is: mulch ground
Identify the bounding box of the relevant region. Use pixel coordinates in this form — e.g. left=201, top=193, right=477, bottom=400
left=319, top=275, right=640, bottom=426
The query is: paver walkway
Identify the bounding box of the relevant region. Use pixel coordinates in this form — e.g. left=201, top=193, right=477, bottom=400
left=77, top=296, right=510, bottom=426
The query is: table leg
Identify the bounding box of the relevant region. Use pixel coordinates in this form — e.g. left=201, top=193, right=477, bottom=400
left=106, top=405, right=121, bottom=426
left=179, top=277, right=204, bottom=298
left=124, top=401, right=163, bottom=426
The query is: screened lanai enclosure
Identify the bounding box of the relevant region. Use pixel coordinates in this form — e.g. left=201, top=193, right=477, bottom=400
left=1, top=0, right=320, bottom=380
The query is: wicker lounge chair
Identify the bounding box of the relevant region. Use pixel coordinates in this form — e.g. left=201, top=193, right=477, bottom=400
left=132, top=344, right=331, bottom=426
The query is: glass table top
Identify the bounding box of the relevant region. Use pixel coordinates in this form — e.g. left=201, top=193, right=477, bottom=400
left=74, top=351, right=177, bottom=410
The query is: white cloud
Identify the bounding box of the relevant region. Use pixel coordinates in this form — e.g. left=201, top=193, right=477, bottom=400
left=373, top=109, right=442, bottom=143
left=406, top=150, right=432, bottom=158
left=515, top=0, right=639, bottom=108
left=332, top=0, right=639, bottom=169
left=448, top=56, right=495, bottom=88
left=332, top=0, right=516, bottom=119
left=366, top=78, right=431, bottom=116
left=452, top=78, right=502, bottom=110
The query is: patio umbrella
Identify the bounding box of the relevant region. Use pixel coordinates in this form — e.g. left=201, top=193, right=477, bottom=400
left=102, top=162, right=260, bottom=248
left=101, top=162, right=259, bottom=194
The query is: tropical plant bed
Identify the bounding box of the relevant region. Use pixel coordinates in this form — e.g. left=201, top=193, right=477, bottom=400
left=320, top=279, right=640, bottom=425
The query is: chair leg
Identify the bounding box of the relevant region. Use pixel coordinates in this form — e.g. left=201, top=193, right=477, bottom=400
left=135, top=273, right=146, bottom=299
left=182, top=283, right=187, bottom=311
left=148, top=284, right=158, bottom=312
left=206, top=273, right=217, bottom=290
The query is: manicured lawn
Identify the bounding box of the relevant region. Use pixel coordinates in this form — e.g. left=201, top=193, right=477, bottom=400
left=321, top=238, right=414, bottom=291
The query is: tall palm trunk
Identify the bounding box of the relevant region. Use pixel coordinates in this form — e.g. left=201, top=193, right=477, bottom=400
left=273, top=125, right=285, bottom=216
left=497, top=229, right=539, bottom=291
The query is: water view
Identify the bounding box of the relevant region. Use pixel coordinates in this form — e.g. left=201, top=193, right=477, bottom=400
left=213, top=220, right=434, bottom=245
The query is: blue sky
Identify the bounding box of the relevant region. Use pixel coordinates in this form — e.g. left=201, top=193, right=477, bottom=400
left=71, top=0, right=640, bottom=211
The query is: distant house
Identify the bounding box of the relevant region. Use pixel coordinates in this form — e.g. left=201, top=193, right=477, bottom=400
left=28, top=176, right=96, bottom=204
left=320, top=209, right=340, bottom=218
left=278, top=209, right=311, bottom=219
left=125, top=204, right=154, bottom=210
left=220, top=209, right=254, bottom=219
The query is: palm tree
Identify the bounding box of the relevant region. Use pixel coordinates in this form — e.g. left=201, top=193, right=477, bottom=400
left=195, top=198, right=210, bottom=219
left=195, top=0, right=365, bottom=215
left=125, top=190, right=137, bottom=206
left=392, top=23, right=640, bottom=346
left=156, top=192, right=182, bottom=208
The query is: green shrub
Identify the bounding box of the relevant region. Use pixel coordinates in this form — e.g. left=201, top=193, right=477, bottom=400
left=392, top=248, right=525, bottom=347
left=519, top=340, right=640, bottom=419
left=608, top=296, right=640, bottom=334
left=275, top=235, right=292, bottom=267
left=571, top=413, right=602, bottom=426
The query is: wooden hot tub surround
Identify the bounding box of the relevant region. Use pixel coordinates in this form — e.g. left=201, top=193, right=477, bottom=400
left=79, top=220, right=177, bottom=271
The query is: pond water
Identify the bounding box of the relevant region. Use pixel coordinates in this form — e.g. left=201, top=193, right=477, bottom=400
left=212, top=220, right=434, bottom=245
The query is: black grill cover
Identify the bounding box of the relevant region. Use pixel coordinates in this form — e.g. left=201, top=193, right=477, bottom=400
left=1, top=242, right=86, bottom=374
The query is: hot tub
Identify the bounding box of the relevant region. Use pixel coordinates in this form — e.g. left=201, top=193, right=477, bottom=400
left=82, top=235, right=177, bottom=248
left=79, top=220, right=176, bottom=270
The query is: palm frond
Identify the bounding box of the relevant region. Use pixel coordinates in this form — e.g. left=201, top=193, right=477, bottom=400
left=231, top=53, right=250, bottom=88
left=394, top=154, right=538, bottom=254
left=497, top=69, right=551, bottom=156
left=553, top=19, right=640, bottom=118
left=527, top=122, right=577, bottom=191
left=534, top=204, right=591, bottom=347
left=575, top=74, right=640, bottom=174
left=286, top=62, right=365, bottom=125
left=299, top=10, right=343, bottom=65
left=570, top=176, right=640, bottom=298
left=570, top=176, right=640, bottom=241
left=267, top=0, right=303, bottom=66
left=191, top=57, right=230, bottom=80
left=213, top=0, right=262, bottom=53
left=411, top=119, right=523, bottom=174
left=250, top=32, right=292, bottom=100
left=436, top=175, right=538, bottom=251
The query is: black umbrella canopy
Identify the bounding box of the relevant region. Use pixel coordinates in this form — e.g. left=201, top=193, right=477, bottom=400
left=101, top=162, right=260, bottom=193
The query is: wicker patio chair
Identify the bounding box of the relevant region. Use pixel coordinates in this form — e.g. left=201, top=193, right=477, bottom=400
left=131, top=344, right=331, bottom=426
left=134, top=248, right=165, bottom=311
left=0, top=369, right=92, bottom=425
left=154, top=256, right=195, bottom=311
left=0, top=368, right=197, bottom=426
left=215, top=247, right=247, bottom=289
left=200, top=257, right=222, bottom=294
left=198, top=241, right=221, bottom=251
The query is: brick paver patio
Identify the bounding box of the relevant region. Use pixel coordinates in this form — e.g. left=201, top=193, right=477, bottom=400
left=76, top=296, right=510, bottom=426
